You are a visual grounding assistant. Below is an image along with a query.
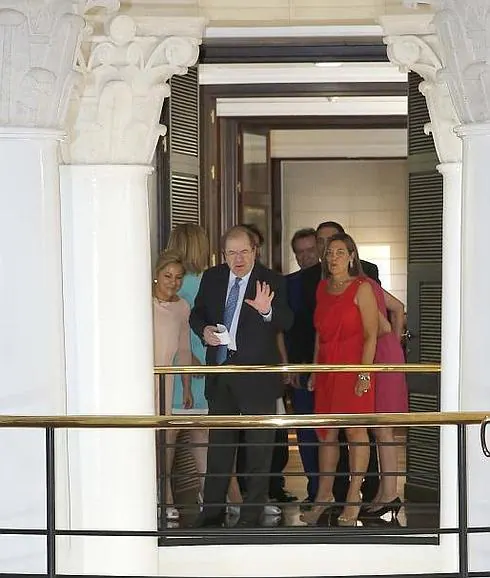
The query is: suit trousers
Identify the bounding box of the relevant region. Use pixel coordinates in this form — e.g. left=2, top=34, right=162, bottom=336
left=291, top=385, right=319, bottom=501
left=268, top=427, right=289, bottom=497
left=236, top=424, right=289, bottom=498
left=203, top=378, right=276, bottom=522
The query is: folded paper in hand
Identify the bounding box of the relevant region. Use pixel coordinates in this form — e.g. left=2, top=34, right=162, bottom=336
left=214, top=324, right=231, bottom=345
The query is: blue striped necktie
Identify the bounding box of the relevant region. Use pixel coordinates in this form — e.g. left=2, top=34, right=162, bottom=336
left=216, top=277, right=241, bottom=364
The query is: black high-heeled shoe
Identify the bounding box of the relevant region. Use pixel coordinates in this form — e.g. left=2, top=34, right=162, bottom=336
left=363, top=497, right=402, bottom=519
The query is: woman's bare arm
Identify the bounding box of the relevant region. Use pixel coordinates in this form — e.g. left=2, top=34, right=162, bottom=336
left=357, top=282, right=379, bottom=367
left=382, top=288, right=405, bottom=339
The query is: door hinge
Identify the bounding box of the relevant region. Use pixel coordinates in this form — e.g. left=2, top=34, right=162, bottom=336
left=210, top=165, right=216, bottom=180
left=237, top=181, right=242, bottom=194
left=210, top=109, right=216, bottom=124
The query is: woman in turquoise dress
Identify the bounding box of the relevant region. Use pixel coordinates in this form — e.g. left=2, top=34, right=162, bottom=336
left=172, top=271, right=207, bottom=413
left=167, top=224, right=210, bottom=499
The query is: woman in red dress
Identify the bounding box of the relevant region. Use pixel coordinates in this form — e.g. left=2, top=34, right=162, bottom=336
left=303, top=233, right=378, bottom=526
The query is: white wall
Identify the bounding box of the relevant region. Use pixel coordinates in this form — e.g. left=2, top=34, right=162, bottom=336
left=283, top=158, right=407, bottom=305
left=123, top=0, right=433, bottom=26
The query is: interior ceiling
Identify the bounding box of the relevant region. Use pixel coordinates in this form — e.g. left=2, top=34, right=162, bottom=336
left=197, top=27, right=408, bottom=142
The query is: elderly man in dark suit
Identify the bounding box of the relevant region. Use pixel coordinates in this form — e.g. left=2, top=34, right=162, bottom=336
left=190, top=225, right=293, bottom=527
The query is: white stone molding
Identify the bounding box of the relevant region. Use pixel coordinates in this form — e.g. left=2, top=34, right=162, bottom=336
left=402, top=1, right=490, bottom=124
left=0, top=0, right=118, bottom=128
left=431, top=1, right=490, bottom=124
left=62, top=14, right=206, bottom=164
left=381, top=16, right=461, bottom=163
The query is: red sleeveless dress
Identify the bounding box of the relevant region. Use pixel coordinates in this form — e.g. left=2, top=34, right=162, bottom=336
left=313, top=278, right=375, bottom=424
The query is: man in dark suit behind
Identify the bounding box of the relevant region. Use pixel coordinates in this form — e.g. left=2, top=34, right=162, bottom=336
left=190, top=226, right=293, bottom=527
left=300, top=221, right=380, bottom=504
left=283, top=228, right=321, bottom=504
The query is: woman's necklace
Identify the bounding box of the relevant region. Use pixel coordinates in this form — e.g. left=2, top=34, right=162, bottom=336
left=330, top=277, right=351, bottom=291
left=155, top=293, right=178, bottom=304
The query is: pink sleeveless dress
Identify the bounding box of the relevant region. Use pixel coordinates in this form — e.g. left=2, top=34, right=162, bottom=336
left=366, top=279, right=408, bottom=413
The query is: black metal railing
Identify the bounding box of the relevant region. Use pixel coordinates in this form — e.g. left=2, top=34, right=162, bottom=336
left=0, top=362, right=489, bottom=578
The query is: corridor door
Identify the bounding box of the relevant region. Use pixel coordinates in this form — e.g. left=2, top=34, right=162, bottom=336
left=405, top=71, right=443, bottom=528
left=237, top=127, right=272, bottom=267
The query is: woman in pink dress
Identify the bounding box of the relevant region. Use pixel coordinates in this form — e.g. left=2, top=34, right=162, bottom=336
left=153, top=250, right=193, bottom=523
left=364, top=278, right=408, bottom=518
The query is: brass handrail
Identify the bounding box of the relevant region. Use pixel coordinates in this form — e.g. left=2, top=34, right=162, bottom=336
left=0, top=412, right=486, bottom=429
left=154, top=363, right=440, bottom=375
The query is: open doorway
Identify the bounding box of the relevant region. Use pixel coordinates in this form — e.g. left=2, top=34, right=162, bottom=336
left=154, top=48, right=442, bottom=536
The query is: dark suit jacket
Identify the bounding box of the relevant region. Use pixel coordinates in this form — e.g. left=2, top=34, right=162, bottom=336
left=190, top=262, right=293, bottom=404
left=284, top=270, right=312, bottom=364
left=297, top=260, right=380, bottom=363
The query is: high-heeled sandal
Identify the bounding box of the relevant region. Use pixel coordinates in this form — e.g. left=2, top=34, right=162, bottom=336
left=301, top=497, right=335, bottom=526
left=337, top=514, right=359, bottom=527
left=337, top=503, right=362, bottom=527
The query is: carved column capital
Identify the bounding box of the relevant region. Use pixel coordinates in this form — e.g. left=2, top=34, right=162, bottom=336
left=401, top=0, right=490, bottom=124
left=0, top=0, right=118, bottom=129
left=430, top=0, right=490, bottom=124
left=62, top=14, right=206, bottom=164
left=380, top=15, right=462, bottom=163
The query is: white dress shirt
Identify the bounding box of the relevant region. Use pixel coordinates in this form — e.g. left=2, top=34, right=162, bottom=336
left=226, top=270, right=272, bottom=351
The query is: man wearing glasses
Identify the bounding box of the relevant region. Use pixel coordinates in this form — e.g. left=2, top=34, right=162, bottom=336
left=190, top=225, right=293, bottom=528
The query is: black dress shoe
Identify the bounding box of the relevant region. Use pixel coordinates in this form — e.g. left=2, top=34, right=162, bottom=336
left=191, top=513, right=225, bottom=528
left=236, top=517, right=259, bottom=528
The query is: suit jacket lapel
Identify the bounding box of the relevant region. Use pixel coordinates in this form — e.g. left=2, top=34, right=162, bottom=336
left=217, top=265, right=230, bottom=323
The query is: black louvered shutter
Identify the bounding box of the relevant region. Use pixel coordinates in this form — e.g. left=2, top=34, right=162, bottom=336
left=405, top=72, right=442, bottom=528
left=157, top=66, right=200, bottom=251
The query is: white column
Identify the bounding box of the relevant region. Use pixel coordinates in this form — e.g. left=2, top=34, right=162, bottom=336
left=60, top=164, right=156, bottom=575
left=437, top=161, right=462, bottom=532
left=0, top=1, right=105, bottom=572
left=426, top=1, right=490, bottom=569
left=0, top=129, right=66, bottom=572
left=60, top=13, right=205, bottom=575
left=454, top=125, right=490, bottom=571
left=381, top=15, right=463, bottom=536
left=438, top=162, right=462, bottom=411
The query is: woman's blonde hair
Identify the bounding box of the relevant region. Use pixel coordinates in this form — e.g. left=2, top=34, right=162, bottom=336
left=167, top=223, right=209, bottom=275
left=153, top=250, right=186, bottom=294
